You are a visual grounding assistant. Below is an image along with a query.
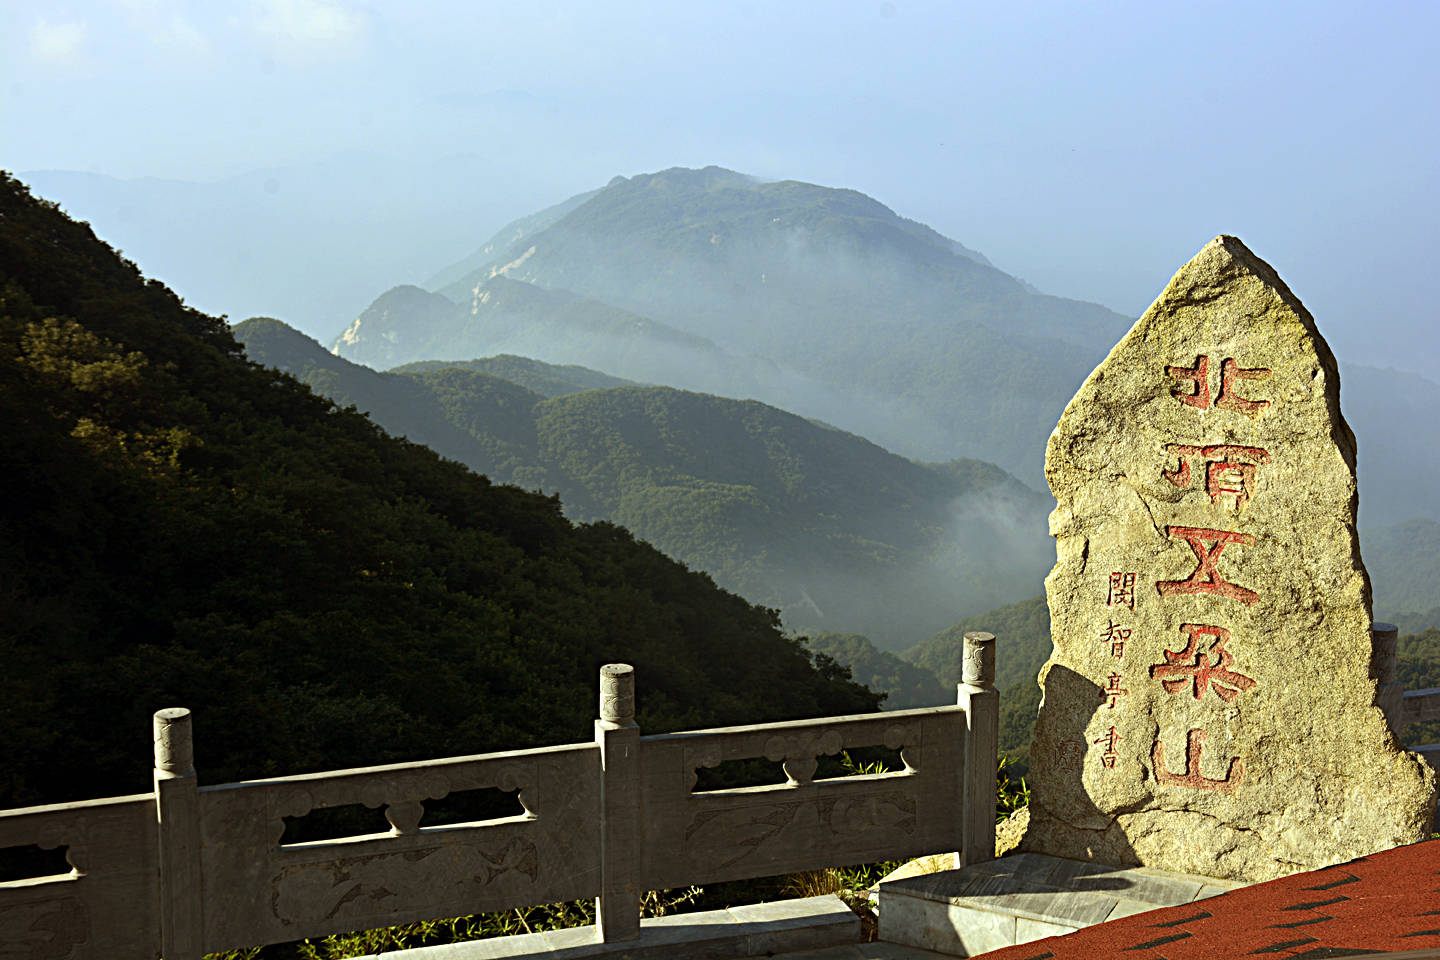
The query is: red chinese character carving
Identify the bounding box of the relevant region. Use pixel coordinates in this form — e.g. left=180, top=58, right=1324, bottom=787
left=1156, top=526, right=1259, bottom=606
left=1151, top=728, right=1243, bottom=794
left=1099, top=620, right=1128, bottom=658
left=1149, top=623, right=1257, bottom=702
left=1057, top=738, right=1085, bottom=772
left=1166, top=356, right=1210, bottom=408
left=1094, top=726, right=1122, bottom=769
left=1108, top=572, right=1137, bottom=609
left=1164, top=356, right=1271, bottom=414
left=1099, top=620, right=1130, bottom=643
left=1103, top=672, right=1129, bottom=709
left=1162, top=444, right=1271, bottom=507
left=1216, top=358, right=1272, bottom=414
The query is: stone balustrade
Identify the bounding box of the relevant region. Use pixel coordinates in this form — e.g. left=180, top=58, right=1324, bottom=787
left=0, top=632, right=1002, bottom=959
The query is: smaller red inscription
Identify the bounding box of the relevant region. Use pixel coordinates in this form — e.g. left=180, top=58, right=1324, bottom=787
left=1152, top=728, right=1243, bottom=794
left=1104, top=672, right=1129, bottom=709
left=1156, top=526, right=1259, bottom=606
left=1056, top=738, right=1085, bottom=772
left=1099, top=620, right=1131, bottom=647
left=1149, top=623, right=1258, bottom=703
left=1094, top=726, right=1122, bottom=769
left=1100, top=620, right=1128, bottom=657
left=1215, top=358, right=1272, bottom=414
left=1166, top=356, right=1210, bottom=408
left=1108, top=572, right=1137, bottom=609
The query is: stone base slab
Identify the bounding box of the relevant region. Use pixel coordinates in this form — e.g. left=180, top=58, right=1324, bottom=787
left=875, top=853, right=1249, bottom=956
left=352, top=894, right=860, bottom=959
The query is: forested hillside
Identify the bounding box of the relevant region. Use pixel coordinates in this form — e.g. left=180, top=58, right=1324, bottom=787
left=803, top=633, right=949, bottom=710
left=237, top=319, right=1053, bottom=646
left=1365, top=518, right=1440, bottom=622
left=0, top=172, right=881, bottom=810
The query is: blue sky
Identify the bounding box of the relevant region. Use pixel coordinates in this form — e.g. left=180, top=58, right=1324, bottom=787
left=2, top=1, right=1437, bottom=374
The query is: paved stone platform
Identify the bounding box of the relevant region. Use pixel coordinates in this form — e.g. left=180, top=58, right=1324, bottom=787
left=775, top=944, right=956, bottom=959
left=352, top=894, right=863, bottom=959
left=875, top=852, right=1250, bottom=956
left=945, top=837, right=1440, bottom=960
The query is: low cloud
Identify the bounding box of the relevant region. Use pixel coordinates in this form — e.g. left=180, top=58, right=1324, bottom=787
left=247, top=0, right=368, bottom=61
left=152, top=13, right=208, bottom=53
left=29, top=17, right=88, bottom=63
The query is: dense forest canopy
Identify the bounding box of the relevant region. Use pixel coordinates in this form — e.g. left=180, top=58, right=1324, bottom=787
left=0, top=172, right=880, bottom=810
left=235, top=318, right=1054, bottom=648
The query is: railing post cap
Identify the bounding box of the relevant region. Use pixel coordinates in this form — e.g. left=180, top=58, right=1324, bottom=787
left=962, top=632, right=996, bottom=689
left=154, top=707, right=195, bottom=776
left=1373, top=622, right=1398, bottom=636
left=599, top=663, right=636, bottom=724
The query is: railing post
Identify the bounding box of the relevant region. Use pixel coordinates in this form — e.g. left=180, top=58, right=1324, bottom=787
left=154, top=707, right=203, bottom=959
left=1373, top=622, right=1404, bottom=736
left=958, top=632, right=998, bottom=867
left=595, top=664, right=641, bottom=941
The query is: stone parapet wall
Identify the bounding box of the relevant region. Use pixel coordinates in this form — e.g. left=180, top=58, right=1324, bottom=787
left=0, top=638, right=1000, bottom=959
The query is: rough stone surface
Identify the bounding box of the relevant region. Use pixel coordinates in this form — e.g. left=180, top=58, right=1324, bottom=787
left=1019, top=235, right=1437, bottom=882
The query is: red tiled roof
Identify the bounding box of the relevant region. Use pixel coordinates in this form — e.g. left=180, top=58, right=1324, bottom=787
left=973, top=838, right=1440, bottom=960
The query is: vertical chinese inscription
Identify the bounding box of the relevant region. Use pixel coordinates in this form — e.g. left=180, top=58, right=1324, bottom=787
left=1147, top=353, right=1270, bottom=793
left=1030, top=236, right=1435, bottom=881
left=1108, top=572, right=1136, bottom=609
left=1093, top=585, right=1136, bottom=768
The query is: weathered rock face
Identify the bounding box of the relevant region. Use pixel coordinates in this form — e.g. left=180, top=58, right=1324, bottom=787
left=1020, top=235, right=1436, bottom=882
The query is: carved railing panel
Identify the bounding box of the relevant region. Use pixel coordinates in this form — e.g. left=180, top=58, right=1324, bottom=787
left=197, top=743, right=601, bottom=953
left=0, top=794, right=159, bottom=960
left=0, top=639, right=1006, bottom=954
left=636, top=706, right=966, bottom=890
left=1402, top=687, right=1440, bottom=726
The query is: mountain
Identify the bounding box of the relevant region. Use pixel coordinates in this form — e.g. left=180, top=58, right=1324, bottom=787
left=422, top=184, right=606, bottom=292
left=1366, top=518, right=1440, bottom=619
left=1341, top=364, right=1440, bottom=527
left=394, top=355, right=639, bottom=397
left=238, top=319, right=1055, bottom=648
left=0, top=172, right=881, bottom=810
left=334, top=276, right=801, bottom=405
left=332, top=166, right=1133, bottom=485
left=333, top=167, right=1440, bottom=528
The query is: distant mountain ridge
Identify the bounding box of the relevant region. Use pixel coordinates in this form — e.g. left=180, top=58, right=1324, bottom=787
left=394, top=354, right=640, bottom=397
left=330, top=165, right=1437, bottom=526
left=246, top=318, right=1053, bottom=646
left=331, top=165, right=1134, bottom=485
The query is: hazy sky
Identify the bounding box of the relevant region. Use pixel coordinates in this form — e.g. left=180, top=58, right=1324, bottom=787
left=3, top=1, right=1437, bottom=374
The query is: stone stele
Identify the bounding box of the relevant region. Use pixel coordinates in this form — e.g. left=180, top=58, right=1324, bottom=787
left=1019, top=235, right=1437, bottom=883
